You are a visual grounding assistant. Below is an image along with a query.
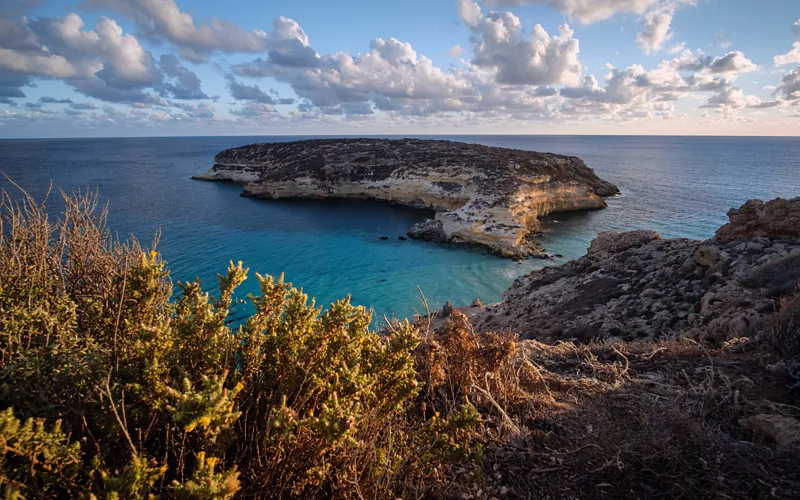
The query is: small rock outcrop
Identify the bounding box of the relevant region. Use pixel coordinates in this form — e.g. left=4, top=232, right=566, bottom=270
left=716, top=197, right=800, bottom=241
left=407, top=219, right=447, bottom=243
left=194, top=139, right=618, bottom=258
left=587, top=230, right=661, bottom=255
left=475, top=198, right=800, bottom=343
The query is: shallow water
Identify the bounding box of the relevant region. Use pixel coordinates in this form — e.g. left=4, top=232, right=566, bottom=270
left=1, top=135, right=798, bottom=320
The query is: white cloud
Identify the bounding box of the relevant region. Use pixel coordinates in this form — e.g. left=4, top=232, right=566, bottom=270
left=774, top=42, right=800, bottom=67
left=489, top=0, right=661, bottom=24
left=676, top=50, right=758, bottom=74
left=447, top=44, right=465, bottom=57
left=636, top=5, right=674, bottom=54
left=0, top=48, right=78, bottom=77
left=700, top=87, right=761, bottom=109
left=234, top=36, right=475, bottom=115
left=0, top=0, right=792, bottom=133
left=81, top=0, right=268, bottom=61
left=457, top=0, right=483, bottom=28
left=465, top=5, right=582, bottom=86
left=31, top=13, right=159, bottom=84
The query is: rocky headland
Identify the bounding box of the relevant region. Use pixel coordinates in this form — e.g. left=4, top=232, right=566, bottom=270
left=473, top=197, right=800, bottom=343
left=193, top=138, right=618, bottom=258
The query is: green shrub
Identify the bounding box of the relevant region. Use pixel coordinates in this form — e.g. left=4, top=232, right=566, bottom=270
left=0, top=189, right=512, bottom=498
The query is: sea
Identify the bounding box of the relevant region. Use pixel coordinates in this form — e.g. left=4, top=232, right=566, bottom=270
left=1, top=135, right=798, bottom=321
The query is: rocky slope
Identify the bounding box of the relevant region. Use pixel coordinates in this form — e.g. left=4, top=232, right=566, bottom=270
left=193, top=139, right=618, bottom=258
left=474, top=197, right=800, bottom=342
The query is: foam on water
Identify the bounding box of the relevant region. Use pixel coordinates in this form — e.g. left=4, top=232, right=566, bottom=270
left=1, top=135, right=798, bottom=320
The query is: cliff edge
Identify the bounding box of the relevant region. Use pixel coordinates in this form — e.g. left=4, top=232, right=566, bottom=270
left=193, top=138, right=618, bottom=258
left=475, top=197, right=800, bottom=343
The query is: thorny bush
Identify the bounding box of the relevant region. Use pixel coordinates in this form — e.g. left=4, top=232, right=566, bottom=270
left=0, top=189, right=518, bottom=498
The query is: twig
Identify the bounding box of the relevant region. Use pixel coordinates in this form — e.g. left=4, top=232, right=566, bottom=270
left=101, top=372, right=138, bottom=458
left=471, top=373, right=520, bottom=434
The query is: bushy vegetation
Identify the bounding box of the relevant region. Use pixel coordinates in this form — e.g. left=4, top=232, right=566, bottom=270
left=0, top=188, right=523, bottom=498
left=2, top=187, right=799, bottom=499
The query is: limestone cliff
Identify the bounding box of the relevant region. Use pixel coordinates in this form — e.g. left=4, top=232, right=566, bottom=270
left=193, top=138, right=619, bottom=258
left=474, top=197, right=800, bottom=343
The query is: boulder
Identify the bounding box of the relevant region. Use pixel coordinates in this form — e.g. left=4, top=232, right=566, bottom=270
left=587, top=230, right=661, bottom=256
left=716, top=197, right=800, bottom=242
left=694, top=245, right=721, bottom=267
left=739, top=414, right=800, bottom=449
left=407, top=219, right=447, bottom=243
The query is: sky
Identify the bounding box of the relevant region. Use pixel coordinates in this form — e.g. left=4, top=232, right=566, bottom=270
left=0, top=0, right=799, bottom=138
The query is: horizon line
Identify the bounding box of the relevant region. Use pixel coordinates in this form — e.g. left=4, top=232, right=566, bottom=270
left=2, top=133, right=800, bottom=141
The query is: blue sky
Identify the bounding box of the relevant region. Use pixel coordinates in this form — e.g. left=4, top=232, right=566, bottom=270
left=1, top=0, right=799, bottom=137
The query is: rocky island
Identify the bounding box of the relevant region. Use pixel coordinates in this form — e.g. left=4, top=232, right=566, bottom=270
left=193, top=138, right=619, bottom=258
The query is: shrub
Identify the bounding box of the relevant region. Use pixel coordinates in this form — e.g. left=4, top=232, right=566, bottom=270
left=0, top=188, right=511, bottom=498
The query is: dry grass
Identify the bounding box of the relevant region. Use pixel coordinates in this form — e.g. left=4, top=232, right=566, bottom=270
left=436, top=338, right=800, bottom=499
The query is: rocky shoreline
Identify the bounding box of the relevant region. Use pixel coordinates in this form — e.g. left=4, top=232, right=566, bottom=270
left=193, top=138, right=618, bottom=258
left=467, top=197, right=800, bottom=343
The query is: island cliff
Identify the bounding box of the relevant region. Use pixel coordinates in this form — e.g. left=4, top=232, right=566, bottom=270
left=193, top=138, right=619, bottom=258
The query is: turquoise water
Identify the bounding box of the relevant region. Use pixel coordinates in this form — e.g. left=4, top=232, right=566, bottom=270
left=1, top=135, right=799, bottom=320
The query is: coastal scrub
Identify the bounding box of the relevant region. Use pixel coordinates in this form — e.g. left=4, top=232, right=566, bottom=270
left=1, top=188, right=798, bottom=498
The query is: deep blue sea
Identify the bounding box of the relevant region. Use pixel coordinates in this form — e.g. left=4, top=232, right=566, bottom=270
left=1, top=135, right=799, bottom=321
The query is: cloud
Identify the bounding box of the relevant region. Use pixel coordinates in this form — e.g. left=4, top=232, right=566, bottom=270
left=158, top=54, right=208, bottom=99
left=102, top=104, right=124, bottom=115
left=225, top=74, right=294, bottom=104
left=700, top=87, right=761, bottom=109
left=491, top=1, right=697, bottom=56
left=488, top=0, right=661, bottom=24
left=774, top=42, right=800, bottom=67
left=462, top=3, right=582, bottom=86
left=0, top=0, right=792, bottom=132
left=233, top=36, right=475, bottom=114
left=703, top=51, right=758, bottom=73
left=676, top=51, right=758, bottom=74
left=70, top=101, right=96, bottom=110
left=24, top=101, right=41, bottom=108
left=636, top=5, right=674, bottom=54
left=230, top=102, right=276, bottom=118
left=0, top=71, right=31, bottom=98
left=447, top=44, right=465, bottom=57
left=170, top=101, right=215, bottom=118
left=0, top=11, right=171, bottom=104
left=0, top=10, right=224, bottom=106
left=457, top=0, right=484, bottom=27
left=0, top=48, right=78, bottom=77
left=774, top=67, right=800, bottom=101
left=80, top=0, right=268, bottom=62
left=794, top=19, right=800, bottom=38
left=39, top=96, right=74, bottom=104
left=29, top=13, right=159, bottom=84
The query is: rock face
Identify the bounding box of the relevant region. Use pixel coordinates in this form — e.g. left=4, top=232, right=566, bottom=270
left=475, top=198, right=800, bottom=343
left=193, top=139, right=618, bottom=258
left=716, top=197, right=800, bottom=242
